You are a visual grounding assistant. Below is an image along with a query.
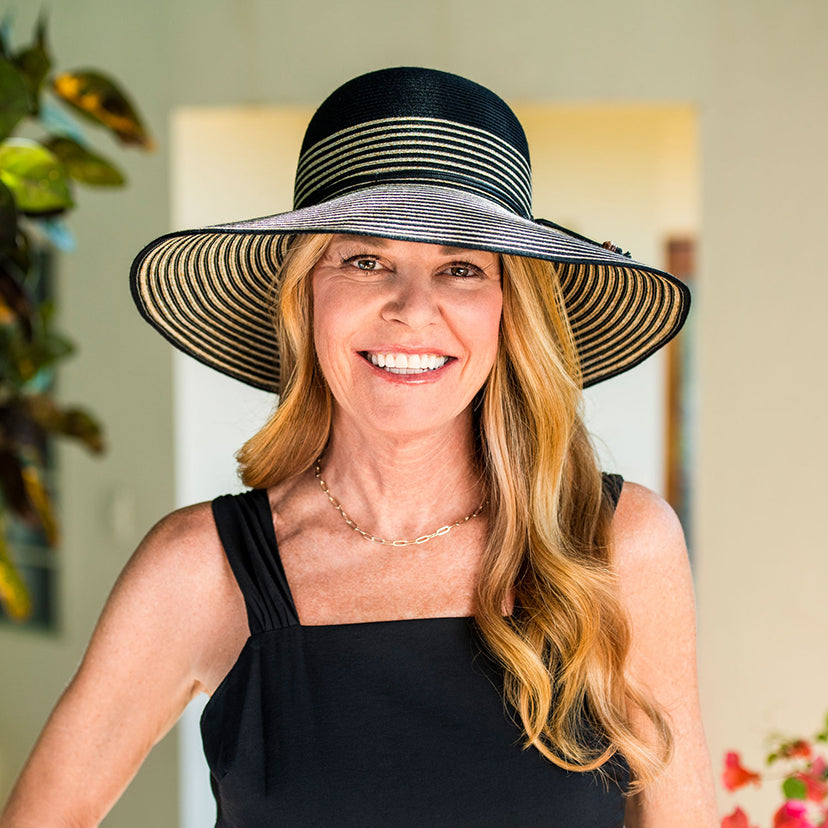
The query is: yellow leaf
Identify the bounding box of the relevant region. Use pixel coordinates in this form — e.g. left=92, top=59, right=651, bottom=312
left=20, top=464, right=59, bottom=546
left=0, top=535, right=32, bottom=621
left=0, top=292, right=16, bottom=325
left=52, top=70, right=154, bottom=149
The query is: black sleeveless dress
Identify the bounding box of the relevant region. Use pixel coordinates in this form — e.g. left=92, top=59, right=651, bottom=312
left=201, top=475, right=629, bottom=827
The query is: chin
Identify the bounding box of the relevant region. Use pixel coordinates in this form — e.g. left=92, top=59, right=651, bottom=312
left=354, top=399, right=472, bottom=440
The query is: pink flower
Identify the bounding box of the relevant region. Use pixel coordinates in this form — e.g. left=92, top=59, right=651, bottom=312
left=795, top=767, right=828, bottom=804
left=723, top=752, right=762, bottom=792
left=722, top=806, right=758, bottom=828
left=773, top=801, right=817, bottom=828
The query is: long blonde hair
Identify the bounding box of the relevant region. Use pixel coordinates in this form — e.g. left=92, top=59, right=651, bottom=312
left=237, top=233, right=672, bottom=788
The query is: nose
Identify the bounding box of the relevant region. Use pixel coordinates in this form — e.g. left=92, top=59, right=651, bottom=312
left=381, top=271, right=441, bottom=329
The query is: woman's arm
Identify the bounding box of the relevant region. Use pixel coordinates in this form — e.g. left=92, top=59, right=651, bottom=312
left=0, top=502, right=247, bottom=828
left=612, top=482, right=719, bottom=828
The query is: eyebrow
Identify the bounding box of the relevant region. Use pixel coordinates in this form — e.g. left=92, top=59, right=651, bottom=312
left=331, top=234, right=490, bottom=257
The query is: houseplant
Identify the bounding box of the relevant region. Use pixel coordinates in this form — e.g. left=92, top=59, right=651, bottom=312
left=0, top=15, right=152, bottom=621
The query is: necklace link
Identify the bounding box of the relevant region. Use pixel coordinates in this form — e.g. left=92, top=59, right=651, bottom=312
left=314, top=456, right=484, bottom=546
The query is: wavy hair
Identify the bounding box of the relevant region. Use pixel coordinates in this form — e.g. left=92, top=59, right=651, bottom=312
left=236, top=233, right=673, bottom=789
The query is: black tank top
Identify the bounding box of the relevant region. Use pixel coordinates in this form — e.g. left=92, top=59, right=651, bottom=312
left=202, top=474, right=628, bottom=827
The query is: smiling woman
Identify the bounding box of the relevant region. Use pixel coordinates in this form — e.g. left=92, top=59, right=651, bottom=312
left=0, top=67, right=717, bottom=828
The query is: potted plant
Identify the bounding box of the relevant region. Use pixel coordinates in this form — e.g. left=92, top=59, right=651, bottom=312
left=0, top=15, right=152, bottom=622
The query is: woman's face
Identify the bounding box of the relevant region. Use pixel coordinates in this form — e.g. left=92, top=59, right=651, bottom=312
left=311, top=235, right=503, bottom=439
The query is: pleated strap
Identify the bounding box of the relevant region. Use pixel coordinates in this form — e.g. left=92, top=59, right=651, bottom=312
left=601, top=472, right=625, bottom=513
left=211, top=489, right=300, bottom=634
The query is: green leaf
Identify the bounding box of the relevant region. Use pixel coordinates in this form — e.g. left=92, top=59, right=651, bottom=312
left=0, top=260, right=33, bottom=338
left=13, top=47, right=49, bottom=114
left=0, top=177, right=17, bottom=251
left=782, top=777, right=807, bottom=800
left=0, top=56, right=31, bottom=140
left=4, top=223, right=30, bottom=275
left=33, top=14, right=47, bottom=50
left=0, top=447, right=32, bottom=519
left=12, top=15, right=50, bottom=113
left=51, top=69, right=153, bottom=148
left=0, top=304, right=75, bottom=389
left=41, top=136, right=125, bottom=187
left=0, top=138, right=73, bottom=214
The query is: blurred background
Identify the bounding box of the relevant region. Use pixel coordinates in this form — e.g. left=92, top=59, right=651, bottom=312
left=0, top=0, right=826, bottom=825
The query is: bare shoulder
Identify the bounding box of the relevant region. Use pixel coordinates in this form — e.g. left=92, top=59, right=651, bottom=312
left=98, top=499, right=248, bottom=694
left=610, top=481, right=692, bottom=602
left=122, top=500, right=227, bottom=592
left=612, top=481, right=686, bottom=558
left=115, top=501, right=230, bottom=616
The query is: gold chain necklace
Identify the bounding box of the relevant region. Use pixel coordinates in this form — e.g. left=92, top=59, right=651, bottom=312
left=314, top=457, right=485, bottom=547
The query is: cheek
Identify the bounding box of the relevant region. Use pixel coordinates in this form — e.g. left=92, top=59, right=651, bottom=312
left=312, top=283, right=367, bottom=386
left=311, top=284, right=346, bottom=378
left=469, top=290, right=503, bottom=366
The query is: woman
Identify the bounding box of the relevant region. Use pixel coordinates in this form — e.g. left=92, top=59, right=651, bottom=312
left=1, top=67, right=717, bottom=826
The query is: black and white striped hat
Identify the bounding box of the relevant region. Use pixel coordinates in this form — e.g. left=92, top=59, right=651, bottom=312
left=130, top=67, right=689, bottom=392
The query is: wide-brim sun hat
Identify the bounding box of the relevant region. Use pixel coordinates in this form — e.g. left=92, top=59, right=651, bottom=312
left=130, top=66, right=690, bottom=392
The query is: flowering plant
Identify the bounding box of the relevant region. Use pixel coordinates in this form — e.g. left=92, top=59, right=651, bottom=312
left=721, top=714, right=828, bottom=828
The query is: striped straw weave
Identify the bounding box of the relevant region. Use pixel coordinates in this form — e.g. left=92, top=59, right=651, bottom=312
left=294, top=117, right=532, bottom=216
left=130, top=67, right=689, bottom=392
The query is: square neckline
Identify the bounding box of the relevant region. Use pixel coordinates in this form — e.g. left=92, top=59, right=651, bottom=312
left=251, top=486, right=478, bottom=629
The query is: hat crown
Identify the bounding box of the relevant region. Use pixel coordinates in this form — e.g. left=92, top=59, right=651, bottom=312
left=294, top=67, right=533, bottom=218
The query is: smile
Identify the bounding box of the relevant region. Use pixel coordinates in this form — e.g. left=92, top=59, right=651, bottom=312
left=360, top=352, right=453, bottom=375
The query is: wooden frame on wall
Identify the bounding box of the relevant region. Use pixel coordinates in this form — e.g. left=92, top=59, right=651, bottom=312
left=664, top=237, right=697, bottom=549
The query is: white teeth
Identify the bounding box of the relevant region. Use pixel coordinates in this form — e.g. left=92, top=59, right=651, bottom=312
left=366, top=352, right=449, bottom=373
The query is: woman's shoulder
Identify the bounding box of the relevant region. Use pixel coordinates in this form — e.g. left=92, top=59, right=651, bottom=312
left=609, top=480, right=692, bottom=602
left=608, top=480, right=695, bottom=652
left=108, top=499, right=248, bottom=690
left=130, top=496, right=246, bottom=607
left=611, top=481, right=686, bottom=560
left=124, top=499, right=226, bottom=587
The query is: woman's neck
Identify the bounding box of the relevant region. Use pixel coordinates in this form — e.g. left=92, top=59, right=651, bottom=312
left=318, top=409, right=484, bottom=541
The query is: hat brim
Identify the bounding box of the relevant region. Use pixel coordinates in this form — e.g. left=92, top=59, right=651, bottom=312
left=130, top=183, right=689, bottom=392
